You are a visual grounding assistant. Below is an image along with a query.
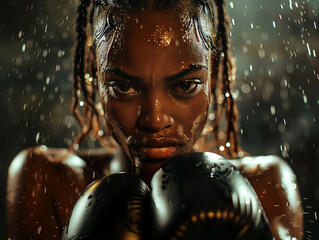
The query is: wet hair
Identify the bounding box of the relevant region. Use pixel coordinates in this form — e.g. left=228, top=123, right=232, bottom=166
left=72, top=0, right=239, bottom=158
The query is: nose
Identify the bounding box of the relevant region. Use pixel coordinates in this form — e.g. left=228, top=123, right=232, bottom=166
left=138, top=94, right=174, bottom=133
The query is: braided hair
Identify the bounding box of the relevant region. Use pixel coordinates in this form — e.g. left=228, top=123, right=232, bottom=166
left=71, top=0, right=239, bottom=158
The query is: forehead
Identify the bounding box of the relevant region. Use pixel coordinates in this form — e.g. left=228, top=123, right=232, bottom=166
left=96, top=9, right=210, bottom=73
left=122, top=11, right=185, bottom=40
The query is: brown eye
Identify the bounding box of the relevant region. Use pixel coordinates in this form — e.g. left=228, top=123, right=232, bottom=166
left=114, top=83, right=135, bottom=94
left=107, top=81, right=140, bottom=99
left=177, top=82, right=197, bottom=92
left=173, top=79, right=203, bottom=95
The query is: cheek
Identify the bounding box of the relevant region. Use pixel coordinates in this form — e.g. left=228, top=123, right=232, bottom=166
left=105, top=97, right=140, bottom=137
left=174, top=91, right=209, bottom=142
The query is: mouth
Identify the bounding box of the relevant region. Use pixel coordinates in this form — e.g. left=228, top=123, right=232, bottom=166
left=131, top=138, right=184, bottom=160
left=139, top=146, right=180, bottom=159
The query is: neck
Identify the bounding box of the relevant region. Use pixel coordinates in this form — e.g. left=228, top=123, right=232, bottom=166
left=110, top=149, right=164, bottom=187
left=135, top=161, right=164, bottom=187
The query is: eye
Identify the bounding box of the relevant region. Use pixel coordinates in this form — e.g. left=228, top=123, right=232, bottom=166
left=177, top=82, right=197, bottom=92
left=107, top=81, right=140, bottom=99
left=172, top=79, right=203, bottom=96
left=114, top=82, right=136, bottom=94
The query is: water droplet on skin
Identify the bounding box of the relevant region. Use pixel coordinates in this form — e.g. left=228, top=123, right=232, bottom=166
left=177, top=124, right=184, bottom=136
left=134, top=157, right=141, bottom=168
left=40, top=145, right=47, bottom=152
left=238, top=151, right=244, bottom=158
left=126, top=136, right=132, bottom=144
left=137, top=105, right=141, bottom=116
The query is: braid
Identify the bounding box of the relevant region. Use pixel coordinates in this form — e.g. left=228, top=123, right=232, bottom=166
left=71, top=0, right=99, bottom=149
left=213, top=0, right=239, bottom=157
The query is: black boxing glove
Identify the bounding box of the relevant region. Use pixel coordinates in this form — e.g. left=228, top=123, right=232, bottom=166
left=149, top=152, right=273, bottom=240
left=61, top=172, right=150, bottom=240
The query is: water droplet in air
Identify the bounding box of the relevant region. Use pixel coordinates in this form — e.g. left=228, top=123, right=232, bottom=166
left=35, top=132, right=40, bottom=143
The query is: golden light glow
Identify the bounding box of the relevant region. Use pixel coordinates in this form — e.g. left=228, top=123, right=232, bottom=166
left=147, top=25, right=175, bottom=47
left=208, top=211, right=215, bottom=218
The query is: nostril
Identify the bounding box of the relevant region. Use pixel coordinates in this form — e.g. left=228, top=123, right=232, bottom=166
left=138, top=114, right=173, bottom=133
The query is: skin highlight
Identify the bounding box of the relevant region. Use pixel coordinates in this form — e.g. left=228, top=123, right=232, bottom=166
left=95, top=10, right=213, bottom=181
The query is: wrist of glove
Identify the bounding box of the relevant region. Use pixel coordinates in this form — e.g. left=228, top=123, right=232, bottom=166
left=62, top=152, right=273, bottom=240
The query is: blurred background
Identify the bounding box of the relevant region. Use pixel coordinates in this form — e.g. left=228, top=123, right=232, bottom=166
left=0, top=0, right=318, bottom=239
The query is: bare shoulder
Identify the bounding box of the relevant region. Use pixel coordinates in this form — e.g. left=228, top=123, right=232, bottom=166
left=8, top=146, right=81, bottom=177
left=6, top=146, right=113, bottom=238
left=7, top=146, right=114, bottom=181
left=230, top=155, right=303, bottom=240
left=7, top=146, right=89, bottom=194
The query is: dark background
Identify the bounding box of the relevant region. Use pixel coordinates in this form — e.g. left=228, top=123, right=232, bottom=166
left=0, top=0, right=318, bottom=239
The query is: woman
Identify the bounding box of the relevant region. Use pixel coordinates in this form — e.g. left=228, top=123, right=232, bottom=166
left=7, top=0, right=303, bottom=239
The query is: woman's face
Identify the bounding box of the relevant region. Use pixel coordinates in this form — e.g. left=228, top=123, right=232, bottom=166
left=95, top=9, right=213, bottom=165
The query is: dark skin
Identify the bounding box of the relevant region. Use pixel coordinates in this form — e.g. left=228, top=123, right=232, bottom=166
left=96, top=11, right=211, bottom=183
left=7, top=9, right=303, bottom=240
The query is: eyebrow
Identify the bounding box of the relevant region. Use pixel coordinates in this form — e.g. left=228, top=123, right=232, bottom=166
left=103, top=64, right=208, bottom=82
left=167, top=64, right=208, bottom=81
left=103, top=67, right=141, bottom=82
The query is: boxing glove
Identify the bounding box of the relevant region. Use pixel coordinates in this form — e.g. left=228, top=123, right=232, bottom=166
left=149, top=152, right=273, bottom=240
left=61, top=172, right=150, bottom=240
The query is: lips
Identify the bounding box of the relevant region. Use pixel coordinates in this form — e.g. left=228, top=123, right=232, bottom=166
left=139, top=146, right=179, bottom=159
left=131, top=138, right=183, bottom=160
